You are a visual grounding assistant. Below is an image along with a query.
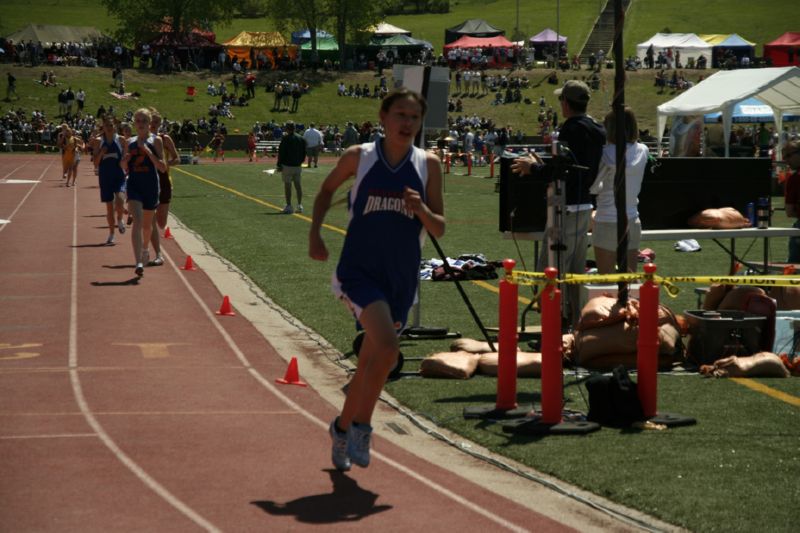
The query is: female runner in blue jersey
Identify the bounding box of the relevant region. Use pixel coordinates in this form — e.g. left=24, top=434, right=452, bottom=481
left=92, top=114, right=127, bottom=245
left=309, top=88, right=445, bottom=471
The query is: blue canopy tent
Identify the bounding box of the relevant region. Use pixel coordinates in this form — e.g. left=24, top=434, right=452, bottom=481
left=700, top=33, right=756, bottom=68
left=291, top=28, right=333, bottom=45
left=704, top=96, right=800, bottom=123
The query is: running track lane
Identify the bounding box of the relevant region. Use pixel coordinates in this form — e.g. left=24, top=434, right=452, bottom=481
left=0, top=156, right=575, bottom=531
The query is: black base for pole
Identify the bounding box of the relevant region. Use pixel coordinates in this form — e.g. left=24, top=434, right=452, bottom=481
left=463, top=404, right=533, bottom=420
left=648, top=412, right=697, bottom=427
left=501, top=412, right=601, bottom=435
left=403, top=326, right=462, bottom=340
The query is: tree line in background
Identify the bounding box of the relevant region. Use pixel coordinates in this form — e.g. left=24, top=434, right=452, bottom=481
left=100, top=0, right=447, bottom=66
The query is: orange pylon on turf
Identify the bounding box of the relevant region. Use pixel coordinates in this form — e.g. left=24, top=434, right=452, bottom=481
left=216, top=295, right=235, bottom=316
left=164, top=227, right=173, bottom=239
left=276, top=357, right=308, bottom=387
left=180, top=255, right=197, bottom=271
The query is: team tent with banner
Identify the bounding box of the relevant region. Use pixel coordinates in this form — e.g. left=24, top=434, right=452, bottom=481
left=657, top=67, right=800, bottom=157
left=444, top=19, right=504, bottom=44
left=529, top=28, right=567, bottom=58
left=699, top=33, right=756, bottom=67
left=704, top=96, right=800, bottom=124
left=764, top=32, right=800, bottom=67
left=636, top=33, right=713, bottom=67
left=223, top=31, right=297, bottom=70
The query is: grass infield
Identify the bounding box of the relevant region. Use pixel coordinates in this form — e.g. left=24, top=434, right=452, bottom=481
left=170, top=160, right=800, bottom=532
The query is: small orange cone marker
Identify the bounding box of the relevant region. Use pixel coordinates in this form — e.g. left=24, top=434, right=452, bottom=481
left=180, top=255, right=197, bottom=271
left=216, top=295, right=235, bottom=316
left=164, top=227, right=173, bottom=239
left=276, top=357, right=307, bottom=387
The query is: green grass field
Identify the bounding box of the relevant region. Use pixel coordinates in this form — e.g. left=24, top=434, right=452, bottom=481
left=4, top=1, right=800, bottom=530
left=168, top=160, right=800, bottom=532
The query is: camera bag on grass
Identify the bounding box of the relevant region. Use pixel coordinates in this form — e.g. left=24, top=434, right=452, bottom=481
left=585, top=365, right=645, bottom=427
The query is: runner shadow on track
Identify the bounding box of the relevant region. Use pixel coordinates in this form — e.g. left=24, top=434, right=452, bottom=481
left=251, top=469, right=391, bottom=524
left=91, top=278, right=140, bottom=286
left=72, top=243, right=115, bottom=248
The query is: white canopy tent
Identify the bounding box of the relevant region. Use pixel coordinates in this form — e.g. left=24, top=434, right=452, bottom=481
left=657, top=66, right=800, bottom=157
left=636, top=33, right=712, bottom=66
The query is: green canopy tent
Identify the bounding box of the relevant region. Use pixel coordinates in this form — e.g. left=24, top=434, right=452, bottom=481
left=300, top=36, right=339, bottom=62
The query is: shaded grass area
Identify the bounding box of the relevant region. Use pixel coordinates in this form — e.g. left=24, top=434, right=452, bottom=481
left=170, top=161, right=800, bottom=532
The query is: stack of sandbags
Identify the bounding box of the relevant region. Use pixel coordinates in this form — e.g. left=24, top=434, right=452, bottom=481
left=563, top=296, right=683, bottom=370
left=419, top=338, right=543, bottom=379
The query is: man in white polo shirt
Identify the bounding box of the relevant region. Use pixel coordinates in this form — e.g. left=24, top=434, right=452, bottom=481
left=303, top=122, right=323, bottom=168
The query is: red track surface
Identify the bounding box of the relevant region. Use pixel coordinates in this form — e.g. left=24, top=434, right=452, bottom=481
left=0, top=156, right=643, bottom=532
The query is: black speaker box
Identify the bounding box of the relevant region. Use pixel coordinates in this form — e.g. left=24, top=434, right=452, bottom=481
left=498, top=156, right=773, bottom=232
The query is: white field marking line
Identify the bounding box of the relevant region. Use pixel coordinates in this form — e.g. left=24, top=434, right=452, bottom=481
left=0, top=162, right=51, bottom=234
left=163, top=250, right=532, bottom=533
left=0, top=162, right=27, bottom=181
left=68, top=188, right=220, bottom=533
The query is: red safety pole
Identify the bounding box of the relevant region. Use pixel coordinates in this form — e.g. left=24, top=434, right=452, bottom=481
left=496, top=259, right=518, bottom=411
left=489, top=153, right=495, bottom=178
left=467, top=152, right=472, bottom=175
left=445, top=153, right=450, bottom=174
left=637, top=262, right=659, bottom=418
left=540, top=267, right=562, bottom=424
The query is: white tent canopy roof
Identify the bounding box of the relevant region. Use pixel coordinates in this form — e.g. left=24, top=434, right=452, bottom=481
left=657, top=66, right=800, bottom=156
left=370, top=22, right=411, bottom=36
left=636, top=32, right=712, bottom=65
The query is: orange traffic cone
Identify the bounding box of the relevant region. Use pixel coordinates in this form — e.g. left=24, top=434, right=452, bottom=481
left=216, top=295, right=235, bottom=316
left=180, top=255, right=197, bottom=271
left=276, top=357, right=307, bottom=387
left=164, top=227, right=173, bottom=239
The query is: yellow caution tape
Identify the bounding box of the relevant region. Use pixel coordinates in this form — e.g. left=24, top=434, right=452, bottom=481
left=508, top=270, right=800, bottom=299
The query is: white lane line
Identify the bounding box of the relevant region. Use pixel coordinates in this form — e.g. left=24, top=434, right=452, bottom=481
left=0, top=433, right=97, bottom=440
left=0, top=162, right=51, bottom=234
left=67, top=185, right=220, bottom=533
left=163, top=251, right=532, bottom=533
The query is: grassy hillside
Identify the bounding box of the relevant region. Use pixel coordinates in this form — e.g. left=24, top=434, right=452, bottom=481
left=2, top=0, right=794, bottom=56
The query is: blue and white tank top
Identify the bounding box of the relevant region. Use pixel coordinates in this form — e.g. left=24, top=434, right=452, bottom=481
left=98, top=134, right=125, bottom=180
left=337, top=139, right=429, bottom=286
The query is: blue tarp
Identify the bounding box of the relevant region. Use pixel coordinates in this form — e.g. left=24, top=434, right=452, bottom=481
left=704, top=96, right=800, bottom=123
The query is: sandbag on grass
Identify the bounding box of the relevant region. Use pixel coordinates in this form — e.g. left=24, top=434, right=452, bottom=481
left=699, top=352, right=791, bottom=378
left=420, top=351, right=481, bottom=379
left=477, top=351, right=542, bottom=377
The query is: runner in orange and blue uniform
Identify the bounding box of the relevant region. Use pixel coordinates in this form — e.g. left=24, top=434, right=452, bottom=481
left=121, top=108, right=166, bottom=277
left=147, top=110, right=180, bottom=267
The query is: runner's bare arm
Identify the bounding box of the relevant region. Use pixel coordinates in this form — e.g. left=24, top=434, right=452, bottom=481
left=309, top=145, right=360, bottom=261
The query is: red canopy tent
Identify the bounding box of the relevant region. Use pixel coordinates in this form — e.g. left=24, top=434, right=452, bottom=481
left=764, top=32, right=800, bottom=67
left=443, top=34, right=515, bottom=51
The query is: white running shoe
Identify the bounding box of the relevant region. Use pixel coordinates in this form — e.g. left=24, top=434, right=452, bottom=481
left=329, top=419, right=351, bottom=472
left=346, top=422, right=373, bottom=468
left=106, top=234, right=115, bottom=245
left=148, top=255, right=164, bottom=267
left=296, top=204, right=304, bottom=214
left=135, top=263, right=144, bottom=276
left=118, top=220, right=126, bottom=234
